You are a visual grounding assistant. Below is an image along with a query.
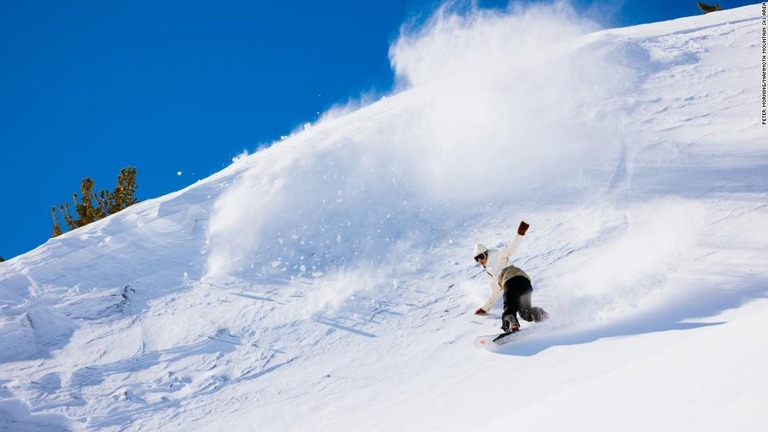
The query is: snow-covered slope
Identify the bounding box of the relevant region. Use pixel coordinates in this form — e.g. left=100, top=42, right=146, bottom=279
left=2, top=4, right=767, bottom=431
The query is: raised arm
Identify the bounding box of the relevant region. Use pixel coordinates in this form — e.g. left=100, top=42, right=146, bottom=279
left=498, top=221, right=529, bottom=259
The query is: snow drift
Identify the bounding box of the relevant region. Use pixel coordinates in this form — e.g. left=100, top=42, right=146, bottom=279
left=1, top=3, right=767, bottom=432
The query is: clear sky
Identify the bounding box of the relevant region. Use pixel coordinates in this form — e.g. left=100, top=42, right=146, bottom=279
left=0, top=0, right=758, bottom=260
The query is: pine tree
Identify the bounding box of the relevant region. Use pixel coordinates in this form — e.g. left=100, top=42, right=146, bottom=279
left=111, top=167, right=139, bottom=213
left=697, top=2, right=721, bottom=13
left=0, top=257, right=5, bottom=263
left=52, top=167, right=140, bottom=236
left=52, top=206, right=63, bottom=237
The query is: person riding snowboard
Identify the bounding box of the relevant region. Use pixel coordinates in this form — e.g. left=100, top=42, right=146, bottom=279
left=473, top=221, right=549, bottom=332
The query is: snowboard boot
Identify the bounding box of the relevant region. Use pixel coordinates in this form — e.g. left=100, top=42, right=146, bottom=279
left=503, top=316, right=520, bottom=333
left=533, top=308, right=549, bottom=322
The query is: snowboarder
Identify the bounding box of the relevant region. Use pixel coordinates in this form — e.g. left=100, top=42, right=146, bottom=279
left=473, top=221, right=549, bottom=332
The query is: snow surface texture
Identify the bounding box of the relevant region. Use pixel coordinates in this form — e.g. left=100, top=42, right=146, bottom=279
left=2, top=3, right=767, bottom=431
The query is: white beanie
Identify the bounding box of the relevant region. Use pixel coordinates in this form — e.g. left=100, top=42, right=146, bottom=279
left=473, top=243, right=488, bottom=257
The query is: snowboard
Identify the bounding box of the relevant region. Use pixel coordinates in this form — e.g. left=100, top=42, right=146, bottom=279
left=474, top=329, right=525, bottom=349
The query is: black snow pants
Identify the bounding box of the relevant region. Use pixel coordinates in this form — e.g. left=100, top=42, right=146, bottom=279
left=501, top=276, right=548, bottom=331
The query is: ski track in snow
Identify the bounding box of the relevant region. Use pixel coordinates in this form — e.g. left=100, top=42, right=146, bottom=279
left=1, top=5, right=767, bottom=431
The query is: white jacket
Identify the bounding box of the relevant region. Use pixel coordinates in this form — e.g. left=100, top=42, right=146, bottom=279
left=479, top=234, right=530, bottom=312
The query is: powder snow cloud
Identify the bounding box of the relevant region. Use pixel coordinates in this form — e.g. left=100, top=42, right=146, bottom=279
left=204, top=1, right=636, bottom=279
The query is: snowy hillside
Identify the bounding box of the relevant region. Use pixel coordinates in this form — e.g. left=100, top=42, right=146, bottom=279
left=2, top=3, right=767, bottom=431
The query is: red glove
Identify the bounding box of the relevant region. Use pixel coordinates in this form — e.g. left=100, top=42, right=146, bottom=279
left=518, top=221, right=530, bottom=236
left=474, top=308, right=487, bottom=315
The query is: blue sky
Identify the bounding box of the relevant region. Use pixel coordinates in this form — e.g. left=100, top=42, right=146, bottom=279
left=0, top=0, right=757, bottom=259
